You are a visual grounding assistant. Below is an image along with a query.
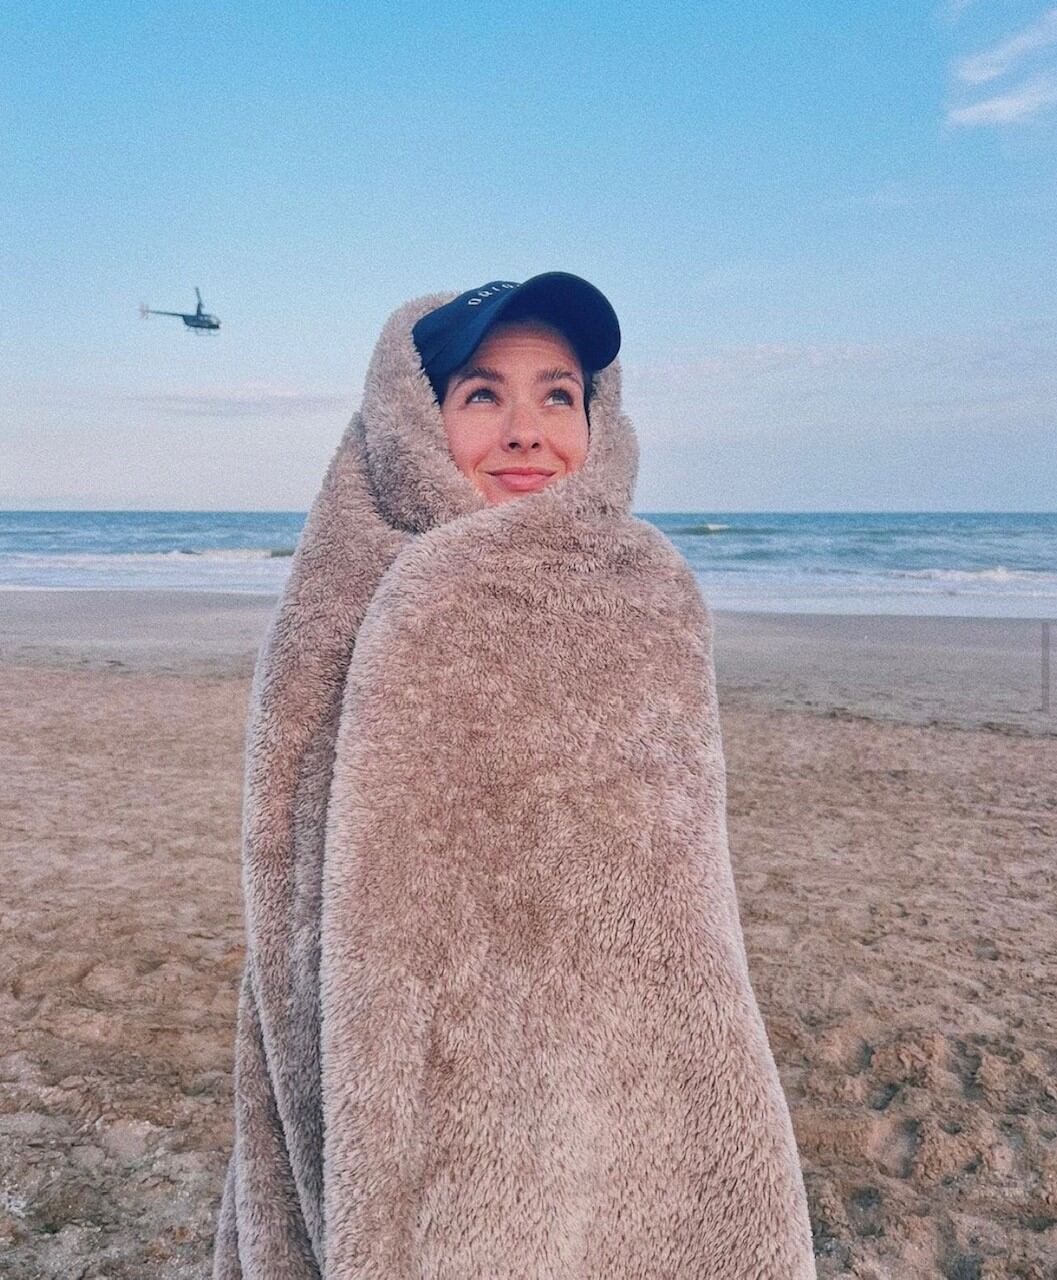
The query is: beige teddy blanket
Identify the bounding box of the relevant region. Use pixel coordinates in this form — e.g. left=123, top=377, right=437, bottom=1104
left=213, top=296, right=816, bottom=1278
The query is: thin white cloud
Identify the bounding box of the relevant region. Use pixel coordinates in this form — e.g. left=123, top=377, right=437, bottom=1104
left=954, top=7, right=1057, bottom=84
left=626, top=342, right=887, bottom=388
left=131, top=384, right=347, bottom=418
left=831, top=182, right=933, bottom=210
left=623, top=321, right=1057, bottom=446
left=947, top=71, right=1057, bottom=124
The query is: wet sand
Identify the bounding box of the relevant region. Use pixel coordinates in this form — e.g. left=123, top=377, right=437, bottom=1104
left=1, top=590, right=1051, bottom=734
left=1, top=591, right=1055, bottom=1277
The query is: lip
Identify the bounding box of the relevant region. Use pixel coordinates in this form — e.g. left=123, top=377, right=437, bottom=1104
left=486, top=467, right=558, bottom=493
left=487, top=467, right=557, bottom=476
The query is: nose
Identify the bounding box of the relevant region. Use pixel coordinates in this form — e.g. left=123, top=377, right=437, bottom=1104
left=501, top=400, right=543, bottom=452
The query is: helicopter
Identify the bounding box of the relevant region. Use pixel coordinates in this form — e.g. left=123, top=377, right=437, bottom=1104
left=140, top=288, right=220, bottom=332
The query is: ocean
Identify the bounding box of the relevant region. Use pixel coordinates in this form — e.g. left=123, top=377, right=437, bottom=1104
left=1, top=510, right=1054, bottom=619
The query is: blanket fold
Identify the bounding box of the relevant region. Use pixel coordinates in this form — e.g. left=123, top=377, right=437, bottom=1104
left=214, top=295, right=816, bottom=1278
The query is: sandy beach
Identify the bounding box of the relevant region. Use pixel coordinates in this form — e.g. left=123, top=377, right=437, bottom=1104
left=1, top=591, right=1055, bottom=1278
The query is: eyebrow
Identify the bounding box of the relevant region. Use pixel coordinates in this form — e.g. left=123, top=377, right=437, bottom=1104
left=449, top=365, right=504, bottom=390
left=537, top=367, right=583, bottom=389
left=448, top=365, right=584, bottom=391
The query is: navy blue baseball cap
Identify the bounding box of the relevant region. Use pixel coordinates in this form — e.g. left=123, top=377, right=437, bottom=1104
left=412, top=272, right=621, bottom=403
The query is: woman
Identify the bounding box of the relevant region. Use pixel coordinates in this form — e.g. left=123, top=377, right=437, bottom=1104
left=214, top=273, right=816, bottom=1278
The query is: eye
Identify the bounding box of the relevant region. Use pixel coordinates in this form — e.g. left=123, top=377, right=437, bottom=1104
left=465, top=386, right=497, bottom=404
left=545, top=387, right=574, bottom=406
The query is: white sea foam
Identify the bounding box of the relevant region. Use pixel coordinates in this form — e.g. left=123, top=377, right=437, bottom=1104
left=0, top=549, right=292, bottom=592
left=892, top=565, right=1056, bottom=583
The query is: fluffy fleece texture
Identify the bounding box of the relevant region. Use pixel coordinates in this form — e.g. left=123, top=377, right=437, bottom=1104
left=213, top=295, right=816, bottom=1278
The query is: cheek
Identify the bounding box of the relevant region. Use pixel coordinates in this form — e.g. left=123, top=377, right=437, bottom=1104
left=557, top=417, right=590, bottom=470
left=440, top=409, right=494, bottom=476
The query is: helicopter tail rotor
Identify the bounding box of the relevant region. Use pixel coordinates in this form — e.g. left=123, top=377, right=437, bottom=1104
left=140, top=302, right=151, bottom=319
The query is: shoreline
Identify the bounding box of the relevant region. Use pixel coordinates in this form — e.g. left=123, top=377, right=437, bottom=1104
left=0, top=589, right=1051, bottom=735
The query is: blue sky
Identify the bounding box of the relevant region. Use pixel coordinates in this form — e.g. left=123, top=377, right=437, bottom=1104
left=2, top=1, right=1054, bottom=511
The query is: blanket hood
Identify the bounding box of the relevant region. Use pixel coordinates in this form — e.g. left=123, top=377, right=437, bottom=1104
left=359, top=293, right=639, bottom=533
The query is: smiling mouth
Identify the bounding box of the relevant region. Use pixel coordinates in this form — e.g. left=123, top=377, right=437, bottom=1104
left=487, top=467, right=557, bottom=476
left=485, top=467, right=559, bottom=493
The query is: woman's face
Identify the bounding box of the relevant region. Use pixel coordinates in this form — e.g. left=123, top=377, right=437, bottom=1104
left=439, top=321, right=589, bottom=504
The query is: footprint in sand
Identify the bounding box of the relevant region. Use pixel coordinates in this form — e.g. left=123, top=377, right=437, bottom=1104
left=867, top=1113, right=920, bottom=1179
